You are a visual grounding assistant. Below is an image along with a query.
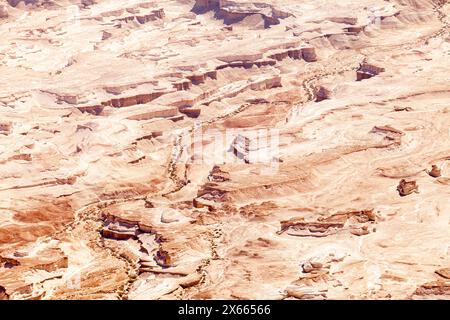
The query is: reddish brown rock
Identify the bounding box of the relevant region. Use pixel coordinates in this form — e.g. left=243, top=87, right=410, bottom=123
left=0, top=5, right=8, bottom=19
left=397, top=179, right=419, bottom=196
left=436, top=268, right=450, bottom=280
left=427, top=165, right=441, bottom=178
left=179, top=273, right=202, bottom=288
left=280, top=209, right=376, bottom=237
left=356, top=63, right=385, bottom=81
left=208, top=165, right=230, bottom=182
left=394, top=106, right=413, bottom=112
left=154, top=249, right=172, bottom=268
left=0, top=285, right=9, bottom=300
left=0, top=0, right=449, bottom=301
left=370, top=125, right=405, bottom=144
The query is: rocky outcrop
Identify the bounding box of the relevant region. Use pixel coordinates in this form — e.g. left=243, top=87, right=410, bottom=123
left=0, top=285, right=9, bottom=300
left=327, top=16, right=358, bottom=25
left=186, top=70, right=217, bottom=85
left=123, top=105, right=179, bottom=121
left=0, top=122, right=12, bottom=135
left=193, top=0, right=292, bottom=28
left=208, top=165, right=230, bottom=182
left=427, top=165, right=441, bottom=178
left=436, top=268, right=450, bottom=280
left=80, top=0, right=95, bottom=8
left=76, top=105, right=104, bottom=115
left=216, top=58, right=276, bottom=70
left=280, top=218, right=344, bottom=237
left=114, top=9, right=165, bottom=25
left=279, top=209, right=376, bottom=237
left=301, top=259, right=325, bottom=274
left=202, top=74, right=282, bottom=105
left=196, top=182, right=230, bottom=208
left=394, top=106, right=413, bottom=112
left=76, top=41, right=315, bottom=115
left=154, top=249, right=172, bottom=268
left=196, top=185, right=229, bottom=202
left=231, top=134, right=251, bottom=163
left=314, top=86, right=331, bottom=102
left=179, top=107, right=201, bottom=118
left=101, top=225, right=137, bottom=240
left=173, top=80, right=192, bottom=91
left=216, top=46, right=317, bottom=69
left=34, top=256, right=68, bottom=272
left=397, top=179, right=419, bottom=196
left=370, top=125, right=404, bottom=145
left=193, top=0, right=220, bottom=13
left=2, top=0, right=450, bottom=301
left=300, top=47, right=318, bottom=62
left=179, top=273, right=202, bottom=288
left=413, top=281, right=450, bottom=297
left=193, top=197, right=219, bottom=210
left=0, top=175, right=76, bottom=189
left=268, top=46, right=318, bottom=62
left=268, top=48, right=302, bottom=61
left=356, top=63, right=385, bottom=81
left=0, top=5, right=8, bottom=19
left=285, top=287, right=327, bottom=300
left=100, top=212, right=155, bottom=240
left=0, top=256, right=20, bottom=268
left=108, top=92, right=167, bottom=108
left=78, top=91, right=170, bottom=114
left=343, top=26, right=364, bottom=35
left=102, top=31, right=112, bottom=41
left=7, top=0, right=35, bottom=7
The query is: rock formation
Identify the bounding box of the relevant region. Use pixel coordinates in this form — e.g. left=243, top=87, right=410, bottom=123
left=231, top=134, right=251, bottom=163
left=427, top=165, right=441, bottom=178
left=0, top=0, right=449, bottom=300
left=436, top=268, right=450, bottom=280
left=280, top=209, right=376, bottom=237
left=397, top=179, right=419, bottom=196
left=154, top=249, right=172, bottom=268
left=208, top=165, right=230, bottom=182
left=0, top=5, right=8, bottom=19
left=0, top=285, right=9, bottom=300
left=356, top=63, right=385, bottom=81
left=370, top=125, right=405, bottom=145
left=413, top=281, right=450, bottom=298
left=314, top=86, right=331, bottom=102
left=193, top=0, right=291, bottom=28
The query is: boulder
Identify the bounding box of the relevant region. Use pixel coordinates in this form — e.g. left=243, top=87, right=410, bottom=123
left=356, top=63, right=385, bottom=81
left=154, top=249, right=172, bottom=268
left=397, top=179, right=419, bottom=196
left=0, top=5, right=8, bottom=19
left=0, top=286, right=9, bottom=300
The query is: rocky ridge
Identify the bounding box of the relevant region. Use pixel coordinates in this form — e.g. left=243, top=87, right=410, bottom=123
left=0, top=0, right=449, bottom=300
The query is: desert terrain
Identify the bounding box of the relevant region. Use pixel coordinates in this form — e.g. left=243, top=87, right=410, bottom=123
left=0, top=0, right=449, bottom=300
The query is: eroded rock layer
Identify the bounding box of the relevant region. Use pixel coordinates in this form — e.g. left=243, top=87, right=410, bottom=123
left=0, top=0, right=449, bottom=300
